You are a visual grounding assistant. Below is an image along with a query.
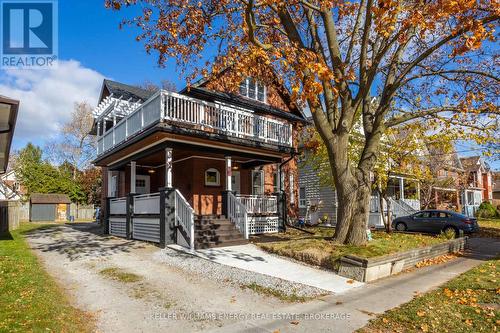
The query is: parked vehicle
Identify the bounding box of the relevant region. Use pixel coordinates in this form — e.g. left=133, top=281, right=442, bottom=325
left=392, top=210, right=479, bottom=237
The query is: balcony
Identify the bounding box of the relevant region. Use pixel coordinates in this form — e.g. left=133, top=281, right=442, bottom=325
left=95, top=90, right=293, bottom=156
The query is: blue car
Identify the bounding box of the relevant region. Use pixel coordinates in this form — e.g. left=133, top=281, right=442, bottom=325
left=392, top=210, right=480, bottom=237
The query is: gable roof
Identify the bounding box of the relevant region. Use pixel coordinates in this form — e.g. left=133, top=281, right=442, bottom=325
left=98, top=79, right=156, bottom=104
left=460, top=156, right=490, bottom=172
left=30, top=193, right=71, bottom=204
left=181, top=67, right=307, bottom=123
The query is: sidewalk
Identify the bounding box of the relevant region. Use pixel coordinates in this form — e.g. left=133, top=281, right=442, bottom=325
left=205, top=237, right=500, bottom=333
left=169, top=243, right=364, bottom=293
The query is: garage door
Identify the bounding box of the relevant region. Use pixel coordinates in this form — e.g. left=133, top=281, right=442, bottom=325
left=31, top=204, right=56, bottom=221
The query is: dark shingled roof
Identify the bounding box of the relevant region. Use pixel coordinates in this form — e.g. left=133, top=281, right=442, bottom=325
left=181, top=86, right=307, bottom=123
left=103, top=79, right=156, bottom=103
left=30, top=193, right=71, bottom=204
left=460, top=156, right=490, bottom=172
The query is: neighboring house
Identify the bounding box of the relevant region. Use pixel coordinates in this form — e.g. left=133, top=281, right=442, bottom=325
left=0, top=96, right=20, bottom=232
left=0, top=170, right=24, bottom=201
left=91, top=73, right=306, bottom=249
left=493, top=171, right=500, bottom=206
left=426, top=148, right=464, bottom=212
left=460, top=155, right=493, bottom=200
left=298, top=125, right=421, bottom=228
left=29, top=193, right=71, bottom=222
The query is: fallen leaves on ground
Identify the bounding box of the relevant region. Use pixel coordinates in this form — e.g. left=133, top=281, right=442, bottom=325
left=415, top=253, right=459, bottom=268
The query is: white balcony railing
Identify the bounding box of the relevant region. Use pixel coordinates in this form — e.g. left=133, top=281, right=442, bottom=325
left=96, top=90, right=293, bottom=156
left=236, top=195, right=278, bottom=215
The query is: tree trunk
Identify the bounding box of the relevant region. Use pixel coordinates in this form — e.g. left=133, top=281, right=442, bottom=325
left=386, top=196, right=393, bottom=233
left=345, top=183, right=370, bottom=245
left=323, top=134, right=373, bottom=246
left=378, top=190, right=392, bottom=233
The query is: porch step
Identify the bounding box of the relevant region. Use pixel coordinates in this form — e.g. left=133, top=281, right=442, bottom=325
left=194, top=215, right=248, bottom=249
left=195, top=238, right=249, bottom=249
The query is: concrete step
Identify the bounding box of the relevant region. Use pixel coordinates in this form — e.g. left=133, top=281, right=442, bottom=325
left=196, top=229, right=242, bottom=237
left=195, top=238, right=249, bottom=249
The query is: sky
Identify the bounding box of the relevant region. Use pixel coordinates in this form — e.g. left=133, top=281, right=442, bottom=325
left=0, top=1, right=498, bottom=169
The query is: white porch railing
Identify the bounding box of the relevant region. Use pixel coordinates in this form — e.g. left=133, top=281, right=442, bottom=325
left=389, top=198, right=416, bottom=219
left=175, top=189, right=195, bottom=250
left=134, top=193, right=160, bottom=215
left=236, top=195, right=278, bottom=215
left=96, top=90, right=293, bottom=156
left=110, top=197, right=127, bottom=215
left=402, top=199, right=420, bottom=211
left=227, top=192, right=249, bottom=239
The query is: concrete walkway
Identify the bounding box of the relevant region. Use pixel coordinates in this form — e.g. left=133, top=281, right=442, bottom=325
left=205, top=237, right=500, bottom=333
left=169, top=244, right=364, bottom=293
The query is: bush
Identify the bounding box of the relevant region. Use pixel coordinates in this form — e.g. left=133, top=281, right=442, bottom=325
left=475, top=201, right=497, bottom=218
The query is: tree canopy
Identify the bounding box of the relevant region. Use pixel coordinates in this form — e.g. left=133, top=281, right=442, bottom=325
left=107, top=0, right=499, bottom=245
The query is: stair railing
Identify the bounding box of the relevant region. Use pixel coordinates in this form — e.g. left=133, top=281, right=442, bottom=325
left=227, top=191, right=249, bottom=239
left=174, top=189, right=195, bottom=249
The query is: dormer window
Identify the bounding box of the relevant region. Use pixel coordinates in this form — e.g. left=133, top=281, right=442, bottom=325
left=239, top=77, right=266, bottom=103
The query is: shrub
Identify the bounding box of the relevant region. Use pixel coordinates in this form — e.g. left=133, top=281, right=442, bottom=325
left=475, top=201, right=497, bottom=218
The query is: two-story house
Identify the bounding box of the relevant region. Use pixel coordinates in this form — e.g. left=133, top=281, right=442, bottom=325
left=92, top=73, right=306, bottom=249
left=460, top=156, right=494, bottom=216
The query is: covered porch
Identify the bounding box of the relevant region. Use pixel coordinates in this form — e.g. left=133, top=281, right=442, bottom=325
left=101, top=139, right=285, bottom=249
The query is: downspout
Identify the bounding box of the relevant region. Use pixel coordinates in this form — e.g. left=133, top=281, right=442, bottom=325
left=278, top=152, right=297, bottom=232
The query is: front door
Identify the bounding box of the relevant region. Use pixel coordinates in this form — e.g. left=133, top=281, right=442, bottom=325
left=231, top=171, right=241, bottom=194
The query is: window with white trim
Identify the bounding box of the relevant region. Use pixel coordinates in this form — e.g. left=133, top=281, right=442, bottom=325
left=239, top=77, right=266, bottom=103
left=289, top=173, right=295, bottom=204
left=205, top=168, right=220, bottom=186
left=252, top=170, right=264, bottom=195
left=299, top=186, right=307, bottom=208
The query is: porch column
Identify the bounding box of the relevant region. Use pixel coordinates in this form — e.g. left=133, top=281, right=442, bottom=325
left=399, top=177, right=405, bottom=200
left=225, top=156, right=232, bottom=191
left=130, top=161, right=136, bottom=194
left=165, top=148, right=173, bottom=188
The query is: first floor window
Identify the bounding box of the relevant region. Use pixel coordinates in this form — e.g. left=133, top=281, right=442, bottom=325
left=289, top=173, right=295, bottom=204
left=109, top=175, right=117, bottom=197
left=299, top=186, right=307, bottom=208
left=205, top=168, right=220, bottom=186
left=252, top=170, right=264, bottom=195
left=272, top=170, right=278, bottom=193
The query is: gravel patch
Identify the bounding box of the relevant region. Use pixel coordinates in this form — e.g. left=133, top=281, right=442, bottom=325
left=153, top=248, right=330, bottom=298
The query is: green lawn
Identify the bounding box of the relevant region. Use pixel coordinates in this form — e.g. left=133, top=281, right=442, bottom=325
left=253, top=227, right=447, bottom=271
left=477, top=218, right=500, bottom=238
left=358, top=259, right=500, bottom=333
left=0, top=223, right=95, bottom=332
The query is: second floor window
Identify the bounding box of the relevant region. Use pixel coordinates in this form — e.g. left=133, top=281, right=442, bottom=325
left=239, top=77, right=266, bottom=103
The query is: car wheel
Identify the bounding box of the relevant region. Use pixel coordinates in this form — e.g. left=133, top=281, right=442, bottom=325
left=395, top=222, right=407, bottom=232
left=443, top=226, right=458, bottom=239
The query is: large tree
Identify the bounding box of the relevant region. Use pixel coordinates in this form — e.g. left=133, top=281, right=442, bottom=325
left=46, top=102, right=96, bottom=177
left=107, top=0, right=499, bottom=245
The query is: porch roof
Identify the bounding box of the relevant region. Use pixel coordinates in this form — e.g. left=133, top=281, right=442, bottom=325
left=93, top=124, right=293, bottom=167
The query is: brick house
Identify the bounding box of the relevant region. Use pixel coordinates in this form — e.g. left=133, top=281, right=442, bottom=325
left=91, top=74, right=306, bottom=249
left=460, top=156, right=494, bottom=215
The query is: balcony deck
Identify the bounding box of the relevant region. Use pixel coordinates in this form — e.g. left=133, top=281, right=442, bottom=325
left=95, top=90, right=293, bottom=157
